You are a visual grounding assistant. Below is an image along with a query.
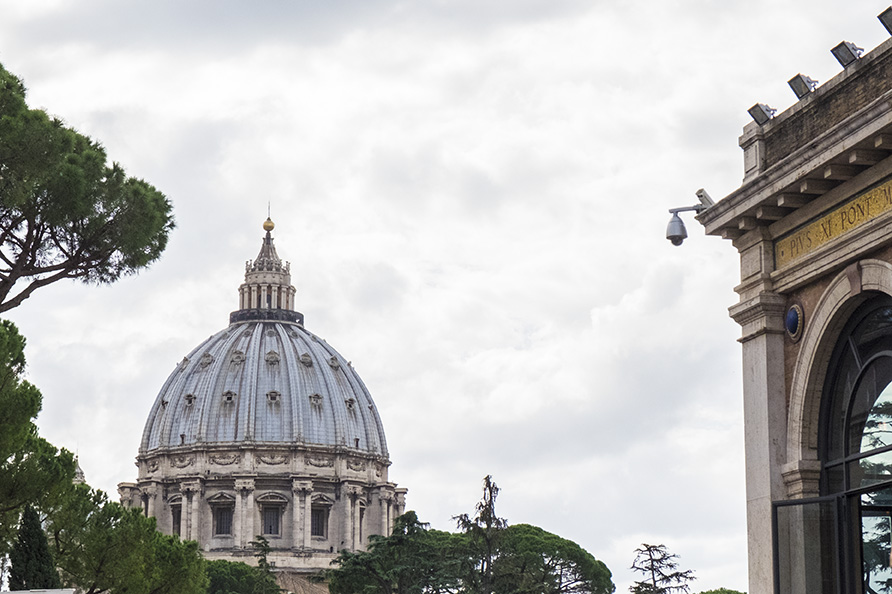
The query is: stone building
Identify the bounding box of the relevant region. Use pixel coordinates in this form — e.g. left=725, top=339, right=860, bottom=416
left=698, top=25, right=892, bottom=594
left=118, top=218, right=406, bottom=573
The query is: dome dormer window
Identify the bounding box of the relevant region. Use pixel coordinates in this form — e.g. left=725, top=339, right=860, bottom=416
left=184, top=394, right=195, bottom=407
left=267, top=391, right=281, bottom=403
left=223, top=391, right=237, bottom=404
left=300, top=353, right=313, bottom=367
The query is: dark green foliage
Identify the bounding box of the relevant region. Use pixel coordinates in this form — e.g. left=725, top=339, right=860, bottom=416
left=630, top=544, right=695, bottom=594
left=206, top=559, right=279, bottom=594
left=454, top=475, right=508, bottom=594
left=9, top=505, right=61, bottom=589
left=327, top=511, right=467, bottom=594
left=493, top=524, right=614, bottom=594
left=327, top=476, right=614, bottom=594
left=46, top=484, right=206, bottom=594
left=249, top=535, right=279, bottom=594
left=0, top=61, right=174, bottom=313
left=0, top=320, right=75, bottom=554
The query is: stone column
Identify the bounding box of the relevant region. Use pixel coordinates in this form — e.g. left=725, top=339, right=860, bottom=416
left=730, top=291, right=787, bottom=594
left=235, top=478, right=255, bottom=548
left=343, top=490, right=353, bottom=550
left=346, top=486, right=363, bottom=550
left=292, top=480, right=312, bottom=549
left=246, top=488, right=255, bottom=543
left=394, top=488, right=407, bottom=518
left=234, top=489, right=243, bottom=548
left=143, top=484, right=157, bottom=519
left=181, top=480, right=203, bottom=542
left=191, top=488, right=201, bottom=541
left=304, top=490, right=313, bottom=548
left=179, top=499, right=187, bottom=538
left=379, top=492, right=393, bottom=536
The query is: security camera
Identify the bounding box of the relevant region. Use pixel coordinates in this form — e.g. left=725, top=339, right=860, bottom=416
left=666, top=191, right=714, bottom=246
left=666, top=212, right=687, bottom=246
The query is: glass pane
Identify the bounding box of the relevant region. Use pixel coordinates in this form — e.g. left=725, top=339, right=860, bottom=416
left=865, top=383, right=892, bottom=452
left=775, top=500, right=838, bottom=594
left=851, top=451, right=892, bottom=489
left=825, top=344, right=858, bottom=464
left=849, top=357, right=892, bottom=455
left=856, top=307, right=892, bottom=360
left=862, top=488, right=892, bottom=592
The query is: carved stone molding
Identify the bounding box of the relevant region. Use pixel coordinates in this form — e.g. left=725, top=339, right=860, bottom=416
left=265, top=350, right=280, bottom=365
left=146, top=459, right=159, bottom=472
left=346, top=459, right=365, bottom=471
left=199, top=353, right=214, bottom=368
left=258, top=453, right=288, bottom=465
left=307, top=456, right=333, bottom=468
left=171, top=455, right=194, bottom=468
left=231, top=350, right=246, bottom=365
left=209, top=453, right=240, bottom=466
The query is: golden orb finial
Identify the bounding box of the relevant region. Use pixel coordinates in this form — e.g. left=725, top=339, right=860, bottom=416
left=263, top=217, right=275, bottom=232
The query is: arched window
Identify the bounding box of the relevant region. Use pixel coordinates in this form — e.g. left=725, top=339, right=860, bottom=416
left=818, top=293, right=892, bottom=592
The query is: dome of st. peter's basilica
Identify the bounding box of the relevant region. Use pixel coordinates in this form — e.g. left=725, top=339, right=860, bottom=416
left=118, top=219, right=406, bottom=574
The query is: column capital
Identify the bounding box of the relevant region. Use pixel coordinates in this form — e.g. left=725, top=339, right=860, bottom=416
left=181, top=480, right=202, bottom=494
left=729, top=291, right=786, bottom=342
left=292, top=479, right=313, bottom=493
left=781, top=458, right=822, bottom=499
left=235, top=478, right=255, bottom=492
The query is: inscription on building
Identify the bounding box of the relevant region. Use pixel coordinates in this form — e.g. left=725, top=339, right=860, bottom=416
left=775, top=178, right=892, bottom=269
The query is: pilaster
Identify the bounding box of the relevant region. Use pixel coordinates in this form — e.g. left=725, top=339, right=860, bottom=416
left=729, top=291, right=787, bottom=594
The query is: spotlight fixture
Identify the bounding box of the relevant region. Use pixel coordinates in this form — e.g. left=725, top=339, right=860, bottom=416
left=831, top=41, right=863, bottom=67
left=666, top=189, right=714, bottom=247
left=748, top=103, right=777, bottom=126
left=788, top=74, right=818, bottom=99
left=879, top=7, right=892, bottom=36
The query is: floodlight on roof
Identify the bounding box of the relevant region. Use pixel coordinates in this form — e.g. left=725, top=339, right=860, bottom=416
left=748, top=103, right=776, bottom=126
left=879, top=7, right=892, bottom=36
left=788, top=74, right=818, bottom=99
left=832, top=41, right=863, bottom=67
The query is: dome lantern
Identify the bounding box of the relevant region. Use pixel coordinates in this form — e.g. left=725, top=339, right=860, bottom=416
left=231, top=219, right=302, bottom=324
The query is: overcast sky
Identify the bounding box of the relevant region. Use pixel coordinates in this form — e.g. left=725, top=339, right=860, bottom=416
left=2, top=1, right=891, bottom=591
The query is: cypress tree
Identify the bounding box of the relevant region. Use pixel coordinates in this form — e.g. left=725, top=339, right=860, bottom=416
left=9, top=505, right=61, bottom=590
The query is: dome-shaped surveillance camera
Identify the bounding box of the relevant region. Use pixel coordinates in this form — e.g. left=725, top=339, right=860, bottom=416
left=666, top=212, right=687, bottom=246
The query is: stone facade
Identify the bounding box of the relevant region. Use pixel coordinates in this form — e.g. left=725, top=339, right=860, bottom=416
left=119, top=219, right=406, bottom=573
left=701, top=34, right=892, bottom=594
